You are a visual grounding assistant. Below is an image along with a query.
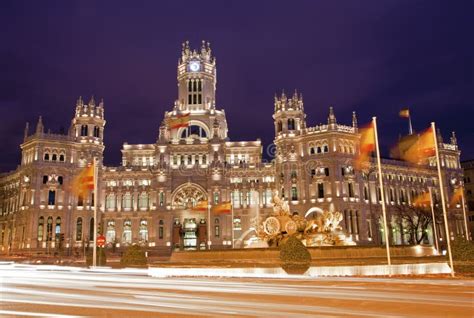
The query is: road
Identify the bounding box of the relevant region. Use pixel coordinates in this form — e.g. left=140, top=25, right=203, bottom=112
left=0, top=263, right=473, bottom=317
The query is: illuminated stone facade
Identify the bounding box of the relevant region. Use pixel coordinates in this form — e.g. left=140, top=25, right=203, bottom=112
left=0, top=41, right=467, bottom=254
left=461, top=160, right=474, bottom=237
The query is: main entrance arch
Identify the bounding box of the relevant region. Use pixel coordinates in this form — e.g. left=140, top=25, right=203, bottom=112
left=171, top=182, right=208, bottom=209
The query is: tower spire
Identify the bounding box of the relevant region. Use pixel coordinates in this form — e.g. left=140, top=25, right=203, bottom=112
left=24, top=122, right=29, bottom=141
left=328, top=106, right=337, bottom=127
left=35, top=116, right=44, bottom=134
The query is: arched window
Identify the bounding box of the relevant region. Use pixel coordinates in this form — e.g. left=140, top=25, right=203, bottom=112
left=76, top=217, right=82, bottom=241
left=44, top=153, right=49, bottom=161
left=323, top=144, right=329, bottom=153
left=81, top=125, right=88, bottom=136
left=188, top=80, right=192, bottom=92
left=310, top=147, right=315, bottom=155
left=122, top=193, right=132, bottom=209
left=42, top=175, right=48, bottom=184
left=139, top=193, right=148, bottom=209
left=139, top=219, right=148, bottom=242
left=37, top=216, right=44, bottom=241
left=93, top=126, right=100, bottom=138
left=291, top=186, right=298, bottom=201
left=59, top=154, right=65, bottom=162
left=277, top=121, right=282, bottom=133
left=89, top=218, right=94, bottom=241
left=52, top=154, right=57, bottom=161
left=58, top=176, right=63, bottom=185
left=159, top=220, right=164, bottom=239
left=55, top=217, right=61, bottom=238
left=364, top=186, right=369, bottom=200
left=106, top=220, right=115, bottom=243
left=78, top=194, right=84, bottom=207
left=46, top=216, right=53, bottom=241
left=181, top=125, right=207, bottom=139
left=48, top=190, right=56, bottom=205
left=288, top=118, right=295, bottom=130
left=159, top=192, right=164, bottom=206
left=106, top=193, right=116, bottom=210
left=123, top=220, right=132, bottom=244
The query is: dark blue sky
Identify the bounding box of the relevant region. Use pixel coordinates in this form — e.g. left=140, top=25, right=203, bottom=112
left=0, top=0, right=473, bottom=172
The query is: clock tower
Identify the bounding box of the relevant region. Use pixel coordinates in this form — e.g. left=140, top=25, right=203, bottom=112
left=176, top=40, right=217, bottom=112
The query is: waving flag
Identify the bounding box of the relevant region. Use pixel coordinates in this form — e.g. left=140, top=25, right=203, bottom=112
left=192, top=200, right=208, bottom=211
left=355, top=121, right=375, bottom=170
left=450, top=187, right=463, bottom=207
left=213, top=202, right=232, bottom=214
left=169, top=113, right=190, bottom=129
left=72, top=164, right=94, bottom=195
left=413, top=192, right=431, bottom=207
left=399, top=109, right=410, bottom=118
left=401, top=127, right=435, bottom=164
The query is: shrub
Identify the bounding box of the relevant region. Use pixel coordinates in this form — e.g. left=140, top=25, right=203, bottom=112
left=120, top=245, right=147, bottom=267
left=451, top=237, right=474, bottom=261
left=279, top=236, right=311, bottom=274
left=86, top=247, right=107, bottom=266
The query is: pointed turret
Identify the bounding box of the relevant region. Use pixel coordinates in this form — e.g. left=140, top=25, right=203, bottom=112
left=451, top=131, right=457, bottom=145
left=352, top=111, right=358, bottom=132
left=328, top=106, right=337, bottom=128
left=35, top=116, right=44, bottom=134
left=24, top=122, right=29, bottom=141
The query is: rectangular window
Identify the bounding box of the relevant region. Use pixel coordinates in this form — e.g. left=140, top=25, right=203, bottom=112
left=159, top=227, right=164, bottom=239
left=291, top=186, right=298, bottom=200
left=348, top=183, right=354, bottom=198
left=318, top=183, right=324, bottom=198
left=324, top=168, right=329, bottom=176
left=159, top=192, right=164, bottom=207
left=214, top=225, right=220, bottom=238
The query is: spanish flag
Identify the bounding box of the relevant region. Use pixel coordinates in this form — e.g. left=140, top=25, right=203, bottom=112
left=399, top=109, right=410, bottom=118
left=450, top=187, right=463, bottom=207
left=213, top=202, right=232, bottom=214
left=72, top=163, right=94, bottom=195
left=192, top=200, right=208, bottom=211
left=413, top=192, right=431, bottom=207
left=355, top=122, right=375, bottom=170
left=401, top=127, right=435, bottom=164
left=169, top=113, right=190, bottom=129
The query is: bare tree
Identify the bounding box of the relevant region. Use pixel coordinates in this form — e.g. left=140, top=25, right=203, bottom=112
left=394, top=204, right=441, bottom=245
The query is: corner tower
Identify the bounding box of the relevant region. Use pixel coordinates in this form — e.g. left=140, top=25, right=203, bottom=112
left=273, top=90, right=306, bottom=137
left=176, top=40, right=216, bottom=111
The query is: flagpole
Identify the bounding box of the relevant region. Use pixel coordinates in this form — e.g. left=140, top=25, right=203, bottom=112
left=461, top=186, right=470, bottom=240
left=231, top=201, right=235, bottom=249
left=92, top=157, right=98, bottom=267
left=207, top=203, right=211, bottom=250
left=372, top=117, right=392, bottom=276
left=429, top=187, right=439, bottom=253
left=408, top=113, right=413, bottom=135
left=432, top=122, right=454, bottom=277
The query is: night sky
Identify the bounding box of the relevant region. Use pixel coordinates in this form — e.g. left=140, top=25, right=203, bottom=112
left=1, top=1, right=473, bottom=172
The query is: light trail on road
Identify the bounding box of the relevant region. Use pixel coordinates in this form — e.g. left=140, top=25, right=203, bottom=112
left=0, top=263, right=472, bottom=317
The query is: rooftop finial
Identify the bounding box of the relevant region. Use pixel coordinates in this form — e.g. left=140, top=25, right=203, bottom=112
left=36, top=116, right=44, bottom=134
left=352, top=111, right=358, bottom=129
left=328, top=106, right=337, bottom=126
left=88, top=96, right=96, bottom=107
left=451, top=131, right=457, bottom=145
left=24, top=122, right=29, bottom=141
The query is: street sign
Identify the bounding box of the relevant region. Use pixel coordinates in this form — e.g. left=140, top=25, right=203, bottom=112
left=97, top=235, right=106, bottom=247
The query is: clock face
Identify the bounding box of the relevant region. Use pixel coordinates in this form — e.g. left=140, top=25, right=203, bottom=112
left=189, top=61, right=200, bottom=72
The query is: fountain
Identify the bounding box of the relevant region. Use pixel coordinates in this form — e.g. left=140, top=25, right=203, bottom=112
left=248, top=190, right=356, bottom=247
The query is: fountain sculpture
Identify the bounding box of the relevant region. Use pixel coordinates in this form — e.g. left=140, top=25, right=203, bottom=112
left=253, top=191, right=356, bottom=247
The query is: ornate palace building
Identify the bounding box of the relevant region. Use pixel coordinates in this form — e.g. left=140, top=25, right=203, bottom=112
left=0, top=41, right=468, bottom=254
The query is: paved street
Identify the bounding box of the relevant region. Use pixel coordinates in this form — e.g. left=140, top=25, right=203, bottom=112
left=0, top=263, right=473, bottom=317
